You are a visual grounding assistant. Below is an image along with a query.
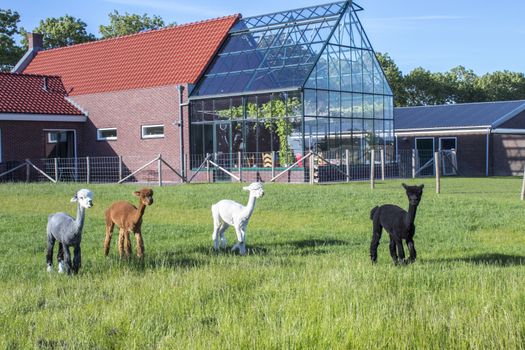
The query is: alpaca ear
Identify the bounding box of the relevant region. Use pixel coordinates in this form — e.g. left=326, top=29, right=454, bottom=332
left=70, top=194, right=78, bottom=202
left=420, top=184, right=425, bottom=189
left=402, top=183, right=408, bottom=189
left=133, top=191, right=141, bottom=197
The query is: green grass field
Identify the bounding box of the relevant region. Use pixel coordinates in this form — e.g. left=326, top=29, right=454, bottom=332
left=0, top=178, right=524, bottom=349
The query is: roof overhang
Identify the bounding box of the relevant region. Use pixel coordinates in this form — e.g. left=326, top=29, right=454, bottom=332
left=395, top=125, right=491, bottom=137
left=0, top=113, right=87, bottom=122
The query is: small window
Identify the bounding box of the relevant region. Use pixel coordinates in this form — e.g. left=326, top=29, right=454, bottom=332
left=142, top=125, right=164, bottom=139
left=97, top=128, right=117, bottom=141
left=47, top=131, right=67, bottom=143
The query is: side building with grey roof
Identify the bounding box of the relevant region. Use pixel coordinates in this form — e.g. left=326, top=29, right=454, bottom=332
left=394, top=100, right=525, bottom=176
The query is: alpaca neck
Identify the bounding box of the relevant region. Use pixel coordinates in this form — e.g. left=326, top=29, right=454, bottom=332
left=75, top=204, right=86, bottom=233
left=134, top=201, right=147, bottom=224
left=405, top=203, right=418, bottom=227
left=243, top=193, right=257, bottom=218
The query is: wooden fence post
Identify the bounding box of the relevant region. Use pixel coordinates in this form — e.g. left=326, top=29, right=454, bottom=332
left=206, top=154, right=211, bottom=183
left=370, top=150, right=375, bottom=189
left=520, top=165, right=525, bottom=200
left=380, top=148, right=385, bottom=181
left=435, top=152, right=440, bottom=194
left=309, top=154, right=314, bottom=185
left=86, top=156, right=90, bottom=184
left=412, top=149, right=416, bottom=179
left=118, top=155, right=123, bottom=182
left=26, top=161, right=30, bottom=182
left=238, top=151, right=242, bottom=183
left=158, top=154, right=163, bottom=187
left=54, top=158, right=58, bottom=182
left=271, top=151, right=275, bottom=180
left=345, top=149, right=350, bottom=183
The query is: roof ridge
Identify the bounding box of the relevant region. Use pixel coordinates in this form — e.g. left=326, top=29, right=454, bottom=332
left=36, top=14, right=240, bottom=55
left=0, top=72, right=62, bottom=79
left=396, top=100, right=525, bottom=109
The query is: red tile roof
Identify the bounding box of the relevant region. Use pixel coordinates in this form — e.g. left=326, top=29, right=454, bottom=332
left=0, top=73, right=84, bottom=115
left=23, top=15, right=239, bottom=96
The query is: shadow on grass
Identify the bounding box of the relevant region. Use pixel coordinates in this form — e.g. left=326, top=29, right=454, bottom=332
left=109, top=251, right=207, bottom=271
left=270, top=238, right=350, bottom=249
left=430, top=253, right=525, bottom=266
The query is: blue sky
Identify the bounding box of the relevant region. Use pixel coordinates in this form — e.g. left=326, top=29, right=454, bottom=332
left=4, top=0, right=525, bottom=75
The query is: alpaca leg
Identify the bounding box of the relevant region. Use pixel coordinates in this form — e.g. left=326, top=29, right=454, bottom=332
left=218, top=223, right=229, bottom=249
left=135, top=231, right=145, bottom=258
left=211, top=206, right=221, bottom=250
left=407, top=239, right=417, bottom=263
left=118, top=228, right=126, bottom=258
left=232, top=225, right=246, bottom=255
left=389, top=239, right=398, bottom=264
left=370, top=221, right=382, bottom=263
left=57, top=243, right=65, bottom=273
left=395, top=239, right=406, bottom=264
left=124, top=231, right=132, bottom=257
left=104, top=222, right=114, bottom=256
left=46, top=235, right=55, bottom=272
left=72, top=244, right=81, bottom=274
left=63, top=244, right=72, bottom=275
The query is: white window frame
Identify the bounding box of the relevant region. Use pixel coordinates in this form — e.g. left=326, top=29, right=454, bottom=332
left=47, top=131, right=67, bottom=144
left=439, top=137, right=457, bottom=152
left=97, top=128, right=118, bottom=141
left=141, top=124, right=165, bottom=139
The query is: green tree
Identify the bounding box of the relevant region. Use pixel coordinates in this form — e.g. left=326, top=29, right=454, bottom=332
left=99, top=11, right=170, bottom=38
left=376, top=52, right=407, bottom=107
left=0, top=9, right=24, bottom=71
left=445, top=66, right=485, bottom=103
left=404, top=67, right=455, bottom=106
left=475, top=70, right=525, bottom=101
left=20, top=15, right=96, bottom=49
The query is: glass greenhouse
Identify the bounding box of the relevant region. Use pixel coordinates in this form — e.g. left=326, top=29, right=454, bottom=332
left=189, top=0, right=393, bottom=172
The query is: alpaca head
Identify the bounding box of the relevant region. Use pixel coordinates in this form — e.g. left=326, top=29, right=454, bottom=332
left=70, top=189, right=94, bottom=209
left=243, top=182, right=264, bottom=198
left=134, top=188, right=154, bottom=206
left=402, top=183, right=424, bottom=206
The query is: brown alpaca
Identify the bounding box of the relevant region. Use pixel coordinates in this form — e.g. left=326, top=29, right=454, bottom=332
left=104, top=188, right=154, bottom=258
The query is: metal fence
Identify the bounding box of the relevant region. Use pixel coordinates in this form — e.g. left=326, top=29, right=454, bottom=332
left=0, top=149, right=451, bottom=185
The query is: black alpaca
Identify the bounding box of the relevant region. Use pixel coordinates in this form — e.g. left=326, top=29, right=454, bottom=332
left=369, top=183, right=424, bottom=264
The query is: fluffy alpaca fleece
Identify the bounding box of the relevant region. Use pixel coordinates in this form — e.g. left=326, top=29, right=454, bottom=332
left=211, top=182, right=264, bottom=255
left=369, top=183, right=424, bottom=264
left=47, top=189, right=94, bottom=274
left=104, top=188, right=153, bottom=258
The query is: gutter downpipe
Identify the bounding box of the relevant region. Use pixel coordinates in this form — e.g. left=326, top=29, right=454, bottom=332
left=486, top=127, right=491, bottom=177
left=177, top=85, right=185, bottom=182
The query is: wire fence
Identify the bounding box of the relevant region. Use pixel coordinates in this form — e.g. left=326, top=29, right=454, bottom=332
left=0, top=149, right=453, bottom=185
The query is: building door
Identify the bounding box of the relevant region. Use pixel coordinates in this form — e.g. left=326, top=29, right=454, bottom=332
left=439, top=137, right=458, bottom=175
left=415, top=137, right=434, bottom=176
left=45, top=130, right=76, bottom=158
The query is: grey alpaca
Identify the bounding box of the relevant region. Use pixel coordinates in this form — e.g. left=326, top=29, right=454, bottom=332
left=46, top=189, right=93, bottom=274
left=369, top=183, right=424, bottom=265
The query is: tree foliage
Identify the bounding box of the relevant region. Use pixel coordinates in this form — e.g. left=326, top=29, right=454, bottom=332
left=20, top=15, right=96, bottom=49
left=99, top=11, right=170, bottom=38
left=377, top=52, right=525, bottom=106
left=0, top=9, right=24, bottom=71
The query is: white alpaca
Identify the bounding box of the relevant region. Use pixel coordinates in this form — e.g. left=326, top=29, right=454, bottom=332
left=211, top=182, right=264, bottom=255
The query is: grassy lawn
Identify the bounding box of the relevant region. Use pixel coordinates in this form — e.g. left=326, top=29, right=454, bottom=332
left=0, top=178, right=524, bottom=349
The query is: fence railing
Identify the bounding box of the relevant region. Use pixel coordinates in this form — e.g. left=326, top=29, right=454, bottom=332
left=0, top=149, right=453, bottom=185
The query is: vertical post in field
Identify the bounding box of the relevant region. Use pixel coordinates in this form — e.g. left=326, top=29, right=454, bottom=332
left=118, top=155, right=123, bottom=182
left=86, top=156, right=90, bottom=184
left=206, top=153, right=210, bottom=183
left=26, top=161, right=30, bottom=182
left=412, top=149, right=416, bottom=179
left=370, top=149, right=375, bottom=189
left=435, top=151, right=440, bottom=194
left=380, top=148, right=385, bottom=181
left=54, top=158, right=58, bottom=182
left=238, top=151, right=242, bottom=183
left=345, top=149, right=350, bottom=183
left=521, top=164, right=525, bottom=200
left=271, top=151, right=276, bottom=180
left=309, top=154, right=314, bottom=185
left=158, top=154, right=163, bottom=187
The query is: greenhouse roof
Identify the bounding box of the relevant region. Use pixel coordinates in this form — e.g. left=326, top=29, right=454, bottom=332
left=190, top=0, right=386, bottom=99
